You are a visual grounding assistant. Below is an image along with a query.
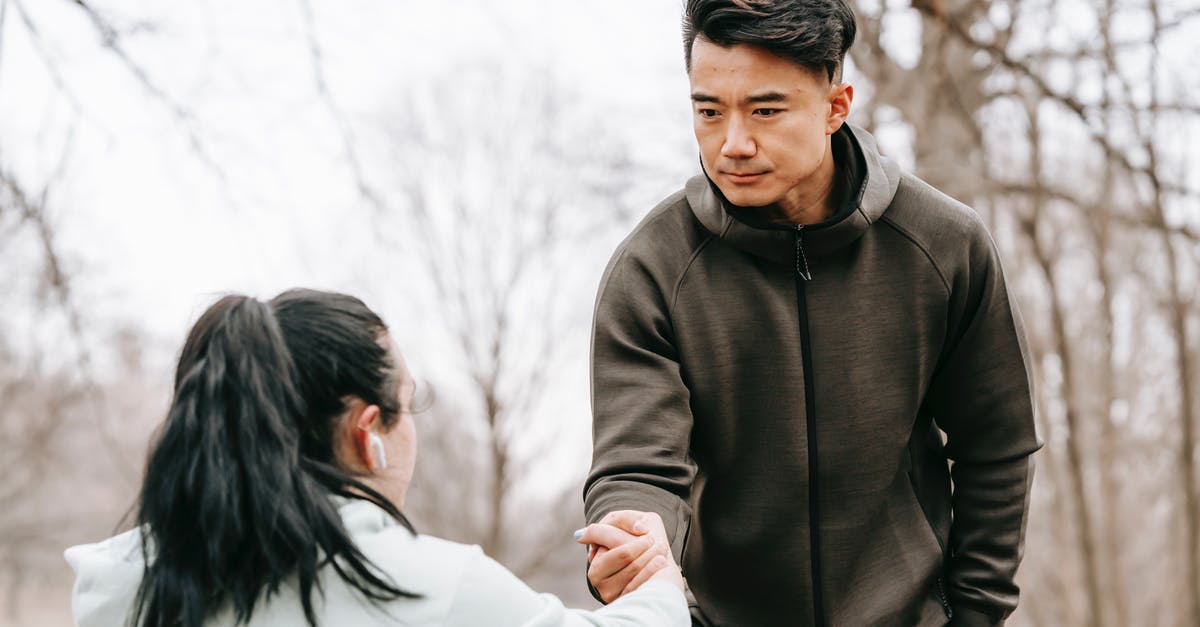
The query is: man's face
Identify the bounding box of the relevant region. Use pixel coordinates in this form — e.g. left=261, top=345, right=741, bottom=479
left=689, top=38, right=850, bottom=210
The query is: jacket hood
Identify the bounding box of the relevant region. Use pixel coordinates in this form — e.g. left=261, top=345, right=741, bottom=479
left=686, top=123, right=902, bottom=266
left=65, top=527, right=145, bottom=627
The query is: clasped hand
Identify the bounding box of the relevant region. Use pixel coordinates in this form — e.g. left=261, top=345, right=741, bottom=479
left=575, top=510, right=684, bottom=603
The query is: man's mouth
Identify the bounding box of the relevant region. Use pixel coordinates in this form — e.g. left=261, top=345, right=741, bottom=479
left=723, top=171, right=766, bottom=183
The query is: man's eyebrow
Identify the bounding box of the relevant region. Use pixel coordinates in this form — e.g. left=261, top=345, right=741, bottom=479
left=690, top=91, right=791, bottom=104
left=745, top=91, right=788, bottom=104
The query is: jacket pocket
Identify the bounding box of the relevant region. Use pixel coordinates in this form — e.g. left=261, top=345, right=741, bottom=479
left=907, top=461, right=952, bottom=621
left=906, top=432, right=955, bottom=621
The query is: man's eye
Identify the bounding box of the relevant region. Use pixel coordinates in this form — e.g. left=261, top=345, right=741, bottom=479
left=754, top=108, right=781, bottom=117
left=697, top=109, right=719, bottom=118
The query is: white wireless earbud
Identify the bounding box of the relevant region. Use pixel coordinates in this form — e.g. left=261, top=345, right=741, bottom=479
left=367, top=432, right=388, bottom=470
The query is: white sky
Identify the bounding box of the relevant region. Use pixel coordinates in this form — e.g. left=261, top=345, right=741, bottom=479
left=2, top=0, right=1195, bottom=449
left=0, top=0, right=694, bottom=373
left=0, top=1, right=712, bottom=509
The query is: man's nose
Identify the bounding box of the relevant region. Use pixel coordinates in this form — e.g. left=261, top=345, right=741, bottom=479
left=721, top=118, right=757, bottom=159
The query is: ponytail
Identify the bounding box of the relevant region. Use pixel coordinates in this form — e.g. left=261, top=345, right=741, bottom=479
left=132, top=295, right=413, bottom=627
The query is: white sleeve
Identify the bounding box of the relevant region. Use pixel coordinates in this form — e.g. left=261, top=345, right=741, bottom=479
left=444, top=549, right=690, bottom=627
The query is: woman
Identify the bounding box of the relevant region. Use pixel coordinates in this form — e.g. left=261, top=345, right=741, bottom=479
left=65, top=289, right=687, bottom=627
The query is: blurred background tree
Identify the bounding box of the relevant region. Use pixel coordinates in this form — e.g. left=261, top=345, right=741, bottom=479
left=848, top=0, right=1199, bottom=624
left=0, top=0, right=1196, bottom=624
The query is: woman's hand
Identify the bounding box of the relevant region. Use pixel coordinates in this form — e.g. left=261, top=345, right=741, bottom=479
left=576, top=510, right=684, bottom=602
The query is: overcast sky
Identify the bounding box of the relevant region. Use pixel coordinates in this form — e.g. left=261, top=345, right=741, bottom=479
left=4, top=0, right=1192, bottom=396
left=0, top=0, right=700, bottom=376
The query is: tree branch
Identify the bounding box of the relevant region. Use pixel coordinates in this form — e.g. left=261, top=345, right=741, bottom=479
left=990, top=181, right=1200, bottom=244
left=915, top=3, right=1187, bottom=202
left=0, top=0, right=9, bottom=89
left=295, top=0, right=386, bottom=212
left=64, top=0, right=230, bottom=187
left=0, top=165, right=137, bottom=484
left=11, top=0, right=87, bottom=116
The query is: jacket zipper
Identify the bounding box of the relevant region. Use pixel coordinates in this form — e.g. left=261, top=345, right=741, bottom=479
left=936, top=576, right=953, bottom=619
left=794, top=225, right=824, bottom=627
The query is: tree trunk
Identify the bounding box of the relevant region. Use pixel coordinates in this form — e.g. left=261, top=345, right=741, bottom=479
left=1022, top=103, right=1106, bottom=627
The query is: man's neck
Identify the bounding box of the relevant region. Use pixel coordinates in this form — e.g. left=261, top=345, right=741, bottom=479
left=765, top=143, right=841, bottom=226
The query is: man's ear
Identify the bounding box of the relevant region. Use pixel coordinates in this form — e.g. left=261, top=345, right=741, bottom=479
left=827, top=82, right=854, bottom=134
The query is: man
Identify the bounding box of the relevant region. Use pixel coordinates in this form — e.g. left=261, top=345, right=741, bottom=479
left=582, top=1, right=1041, bottom=625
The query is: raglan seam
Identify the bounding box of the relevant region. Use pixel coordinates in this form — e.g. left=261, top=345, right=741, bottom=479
left=878, top=214, right=952, bottom=297
left=602, top=196, right=714, bottom=340
left=669, top=219, right=721, bottom=318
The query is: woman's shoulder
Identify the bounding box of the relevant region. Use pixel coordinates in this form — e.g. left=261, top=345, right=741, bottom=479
left=367, top=528, right=485, bottom=580
left=336, top=497, right=483, bottom=579
left=332, top=499, right=690, bottom=627
left=65, top=528, right=148, bottom=627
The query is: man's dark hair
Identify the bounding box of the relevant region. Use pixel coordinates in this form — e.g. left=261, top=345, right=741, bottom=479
left=684, top=0, right=857, bottom=82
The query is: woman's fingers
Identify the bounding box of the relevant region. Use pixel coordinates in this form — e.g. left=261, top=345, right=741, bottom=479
left=576, top=523, right=638, bottom=550
left=588, top=534, right=654, bottom=581
left=620, top=552, right=669, bottom=596
left=600, top=510, right=651, bottom=535
left=576, top=514, right=677, bottom=602
left=586, top=535, right=668, bottom=603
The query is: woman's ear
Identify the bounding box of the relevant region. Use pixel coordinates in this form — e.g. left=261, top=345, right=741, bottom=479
left=349, top=402, right=384, bottom=470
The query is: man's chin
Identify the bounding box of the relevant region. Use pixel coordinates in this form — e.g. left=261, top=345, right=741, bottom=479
left=716, top=188, right=777, bottom=209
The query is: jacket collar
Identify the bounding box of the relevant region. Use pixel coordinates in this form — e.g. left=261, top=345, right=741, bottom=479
left=687, top=123, right=902, bottom=266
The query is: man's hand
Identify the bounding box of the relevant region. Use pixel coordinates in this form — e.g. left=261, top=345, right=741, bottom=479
left=576, top=510, right=682, bottom=602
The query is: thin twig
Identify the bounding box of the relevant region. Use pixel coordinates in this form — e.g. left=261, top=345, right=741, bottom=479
left=296, top=0, right=386, bottom=212
left=991, top=181, right=1200, bottom=243
left=0, top=166, right=137, bottom=484
left=66, top=0, right=230, bottom=187
left=0, top=0, right=10, bottom=89
left=914, top=2, right=1188, bottom=206
left=12, top=0, right=86, bottom=115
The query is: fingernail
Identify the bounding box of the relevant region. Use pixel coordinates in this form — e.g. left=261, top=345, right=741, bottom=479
left=633, top=521, right=648, bottom=534
left=573, top=528, right=585, bottom=541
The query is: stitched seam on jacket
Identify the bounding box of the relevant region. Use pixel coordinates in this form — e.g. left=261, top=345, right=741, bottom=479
left=856, top=205, right=873, bottom=226
left=596, top=191, right=688, bottom=311
left=598, top=198, right=712, bottom=356
left=878, top=215, right=952, bottom=296
left=669, top=216, right=724, bottom=317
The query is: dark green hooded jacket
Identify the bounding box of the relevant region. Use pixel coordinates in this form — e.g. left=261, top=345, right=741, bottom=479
left=585, top=124, right=1040, bottom=627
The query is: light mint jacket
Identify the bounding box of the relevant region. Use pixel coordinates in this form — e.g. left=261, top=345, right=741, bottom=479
left=65, top=498, right=688, bottom=627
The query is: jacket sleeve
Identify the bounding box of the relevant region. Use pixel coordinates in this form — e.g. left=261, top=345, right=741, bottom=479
left=445, top=548, right=690, bottom=627
left=926, top=222, right=1041, bottom=626
left=584, top=249, right=696, bottom=565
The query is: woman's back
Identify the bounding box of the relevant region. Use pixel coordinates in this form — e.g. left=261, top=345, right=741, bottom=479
left=66, top=291, right=686, bottom=627
left=67, top=498, right=688, bottom=627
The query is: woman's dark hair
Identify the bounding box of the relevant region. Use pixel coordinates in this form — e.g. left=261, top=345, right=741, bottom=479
left=131, top=289, right=416, bottom=627
left=683, top=0, right=857, bottom=82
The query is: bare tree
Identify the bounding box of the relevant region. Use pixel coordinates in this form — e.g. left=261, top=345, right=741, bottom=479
left=847, top=0, right=1200, bottom=623
left=0, top=166, right=163, bottom=621
left=369, top=61, right=640, bottom=603
left=0, top=1, right=245, bottom=619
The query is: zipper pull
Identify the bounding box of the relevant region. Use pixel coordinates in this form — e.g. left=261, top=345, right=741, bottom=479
left=794, top=225, right=813, bottom=281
